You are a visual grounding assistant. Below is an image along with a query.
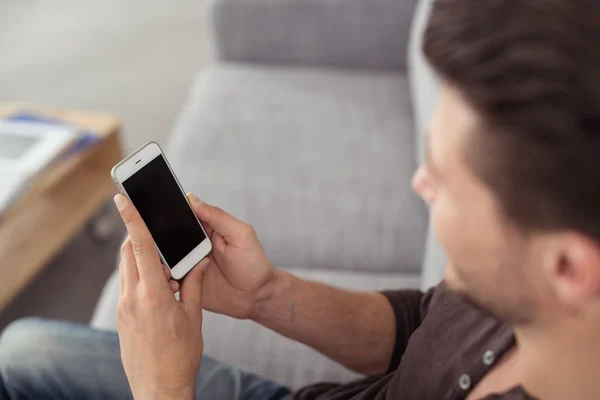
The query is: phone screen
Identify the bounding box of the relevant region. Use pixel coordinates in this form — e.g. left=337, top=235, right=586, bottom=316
left=122, top=154, right=207, bottom=267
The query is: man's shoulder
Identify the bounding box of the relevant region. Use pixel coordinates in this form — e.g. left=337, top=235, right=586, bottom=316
left=423, top=282, right=508, bottom=334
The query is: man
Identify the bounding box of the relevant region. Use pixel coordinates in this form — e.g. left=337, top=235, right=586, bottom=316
left=1, top=0, right=599, bottom=398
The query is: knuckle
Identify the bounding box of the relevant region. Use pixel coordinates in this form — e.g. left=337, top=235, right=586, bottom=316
left=116, top=298, right=131, bottom=321
left=116, top=304, right=125, bottom=321
left=209, top=206, right=223, bottom=221
left=139, top=285, right=160, bottom=306
left=131, top=240, right=147, bottom=256
left=120, top=241, right=131, bottom=258
left=243, top=224, right=256, bottom=238
left=121, top=210, right=135, bottom=226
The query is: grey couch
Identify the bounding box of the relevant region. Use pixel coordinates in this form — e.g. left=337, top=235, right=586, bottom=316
left=91, top=0, right=446, bottom=391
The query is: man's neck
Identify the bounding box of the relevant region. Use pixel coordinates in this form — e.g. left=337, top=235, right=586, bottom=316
left=515, top=321, right=600, bottom=400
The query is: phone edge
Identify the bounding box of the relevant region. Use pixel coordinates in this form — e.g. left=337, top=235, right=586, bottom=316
left=110, top=141, right=212, bottom=280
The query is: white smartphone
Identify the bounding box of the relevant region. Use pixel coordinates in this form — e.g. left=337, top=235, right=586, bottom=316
left=111, top=141, right=212, bottom=280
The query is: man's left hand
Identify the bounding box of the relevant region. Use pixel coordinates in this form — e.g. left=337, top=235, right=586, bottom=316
left=114, top=194, right=208, bottom=400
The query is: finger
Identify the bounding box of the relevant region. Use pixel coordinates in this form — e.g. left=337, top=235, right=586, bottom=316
left=114, top=194, right=163, bottom=284
left=186, top=194, right=214, bottom=237
left=119, top=244, right=125, bottom=296
left=200, top=220, right=223, bottom=253
left=163, top=265, right=180, bottom=293
left=169, top=279, right=180, bottom=294
left=119, top=238, right=139, bottom=294
left=202, top=222, right=214, bottom=238
left=187, top=194, right=243, bottom=241
left=210, top=230, right=228, bottom=255
left=163, top=264, right=180, bottom=293
left=162, top=264, right=172, bottom=280
left=180, top=257, right=211, bottom=309
left=203, top=221, right=215, bottom=241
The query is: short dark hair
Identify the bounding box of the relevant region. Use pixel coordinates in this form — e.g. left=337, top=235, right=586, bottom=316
left=424, top=0, right=600, bottom=241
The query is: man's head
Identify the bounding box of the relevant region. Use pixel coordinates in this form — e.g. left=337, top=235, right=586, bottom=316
left=412, top=0, right=600, bottom=326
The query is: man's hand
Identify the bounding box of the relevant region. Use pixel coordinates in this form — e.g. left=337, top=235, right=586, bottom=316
left=186, top=194, right=276, bottom=319
left=179, top=194, right=397, bottom=376
left=114, top=194, right=209, bottom=400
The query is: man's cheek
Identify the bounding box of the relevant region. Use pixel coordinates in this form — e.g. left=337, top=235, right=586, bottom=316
left=430, top=202, right=457, bottom=254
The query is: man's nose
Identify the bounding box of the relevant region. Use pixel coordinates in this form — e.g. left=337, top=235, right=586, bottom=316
left=412, top=166, right=435, bottom=204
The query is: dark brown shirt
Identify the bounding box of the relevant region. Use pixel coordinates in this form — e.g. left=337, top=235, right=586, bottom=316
left=293, top=284, right=534, bottom=400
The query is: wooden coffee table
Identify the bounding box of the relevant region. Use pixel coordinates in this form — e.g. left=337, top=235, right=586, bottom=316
left=0, top=104, right=123, bottom=312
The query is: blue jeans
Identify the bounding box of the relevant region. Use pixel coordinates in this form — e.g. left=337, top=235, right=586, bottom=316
left=0, top=318, right=291, bottom=400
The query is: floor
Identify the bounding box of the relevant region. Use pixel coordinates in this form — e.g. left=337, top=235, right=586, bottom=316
left=0, top=1, right=212, bottom=330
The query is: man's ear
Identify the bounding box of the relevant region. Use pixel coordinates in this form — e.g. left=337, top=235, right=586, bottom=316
left=543, top=233, right=600, bottom=306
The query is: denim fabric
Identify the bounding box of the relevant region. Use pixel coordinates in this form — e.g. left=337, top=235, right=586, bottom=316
left=0, top=318, right=290, bottom=400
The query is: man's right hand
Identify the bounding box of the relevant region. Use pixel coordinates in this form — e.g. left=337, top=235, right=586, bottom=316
left=186, top=194, right=276, bottom=320
left=186, top=193, right=399, bottom=375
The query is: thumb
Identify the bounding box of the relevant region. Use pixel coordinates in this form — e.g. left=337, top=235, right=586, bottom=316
left=187, top=194, right=244, bottom=241
left=180, top=257, right=211, bottom=309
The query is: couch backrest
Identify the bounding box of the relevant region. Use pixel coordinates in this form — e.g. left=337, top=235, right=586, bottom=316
left=407, top=0, right=448, bottom=289
left=408, top=0, right=439, bottom=164
left=212, top=0, right=421, bottom=71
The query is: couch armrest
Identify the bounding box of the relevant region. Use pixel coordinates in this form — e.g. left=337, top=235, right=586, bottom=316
left=209, top=0, right=419, bottom=70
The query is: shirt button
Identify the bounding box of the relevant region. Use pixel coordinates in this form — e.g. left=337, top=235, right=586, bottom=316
left=459, top=374, right=471, bottom=390
left=483, top=350, right=496, bottom=366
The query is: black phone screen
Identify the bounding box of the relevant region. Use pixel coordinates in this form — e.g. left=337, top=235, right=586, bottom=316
left=122, top=154, right=206, bottom=267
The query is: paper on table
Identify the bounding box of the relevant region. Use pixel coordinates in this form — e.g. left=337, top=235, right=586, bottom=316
left=0, top=166, right=29, bottom=215
left=0, top=120, right=76, bottom=216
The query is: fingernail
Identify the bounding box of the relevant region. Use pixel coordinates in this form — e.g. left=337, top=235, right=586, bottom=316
left=189, top=193, right=202, bottom=204
left=114, top=194, right=127, bottom=211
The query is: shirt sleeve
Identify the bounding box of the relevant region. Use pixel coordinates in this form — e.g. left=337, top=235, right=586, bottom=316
left=380, top=285, right=437, bottom=374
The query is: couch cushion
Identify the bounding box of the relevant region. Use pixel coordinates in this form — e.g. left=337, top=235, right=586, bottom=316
left=167, top=64, right=427, bottom=274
